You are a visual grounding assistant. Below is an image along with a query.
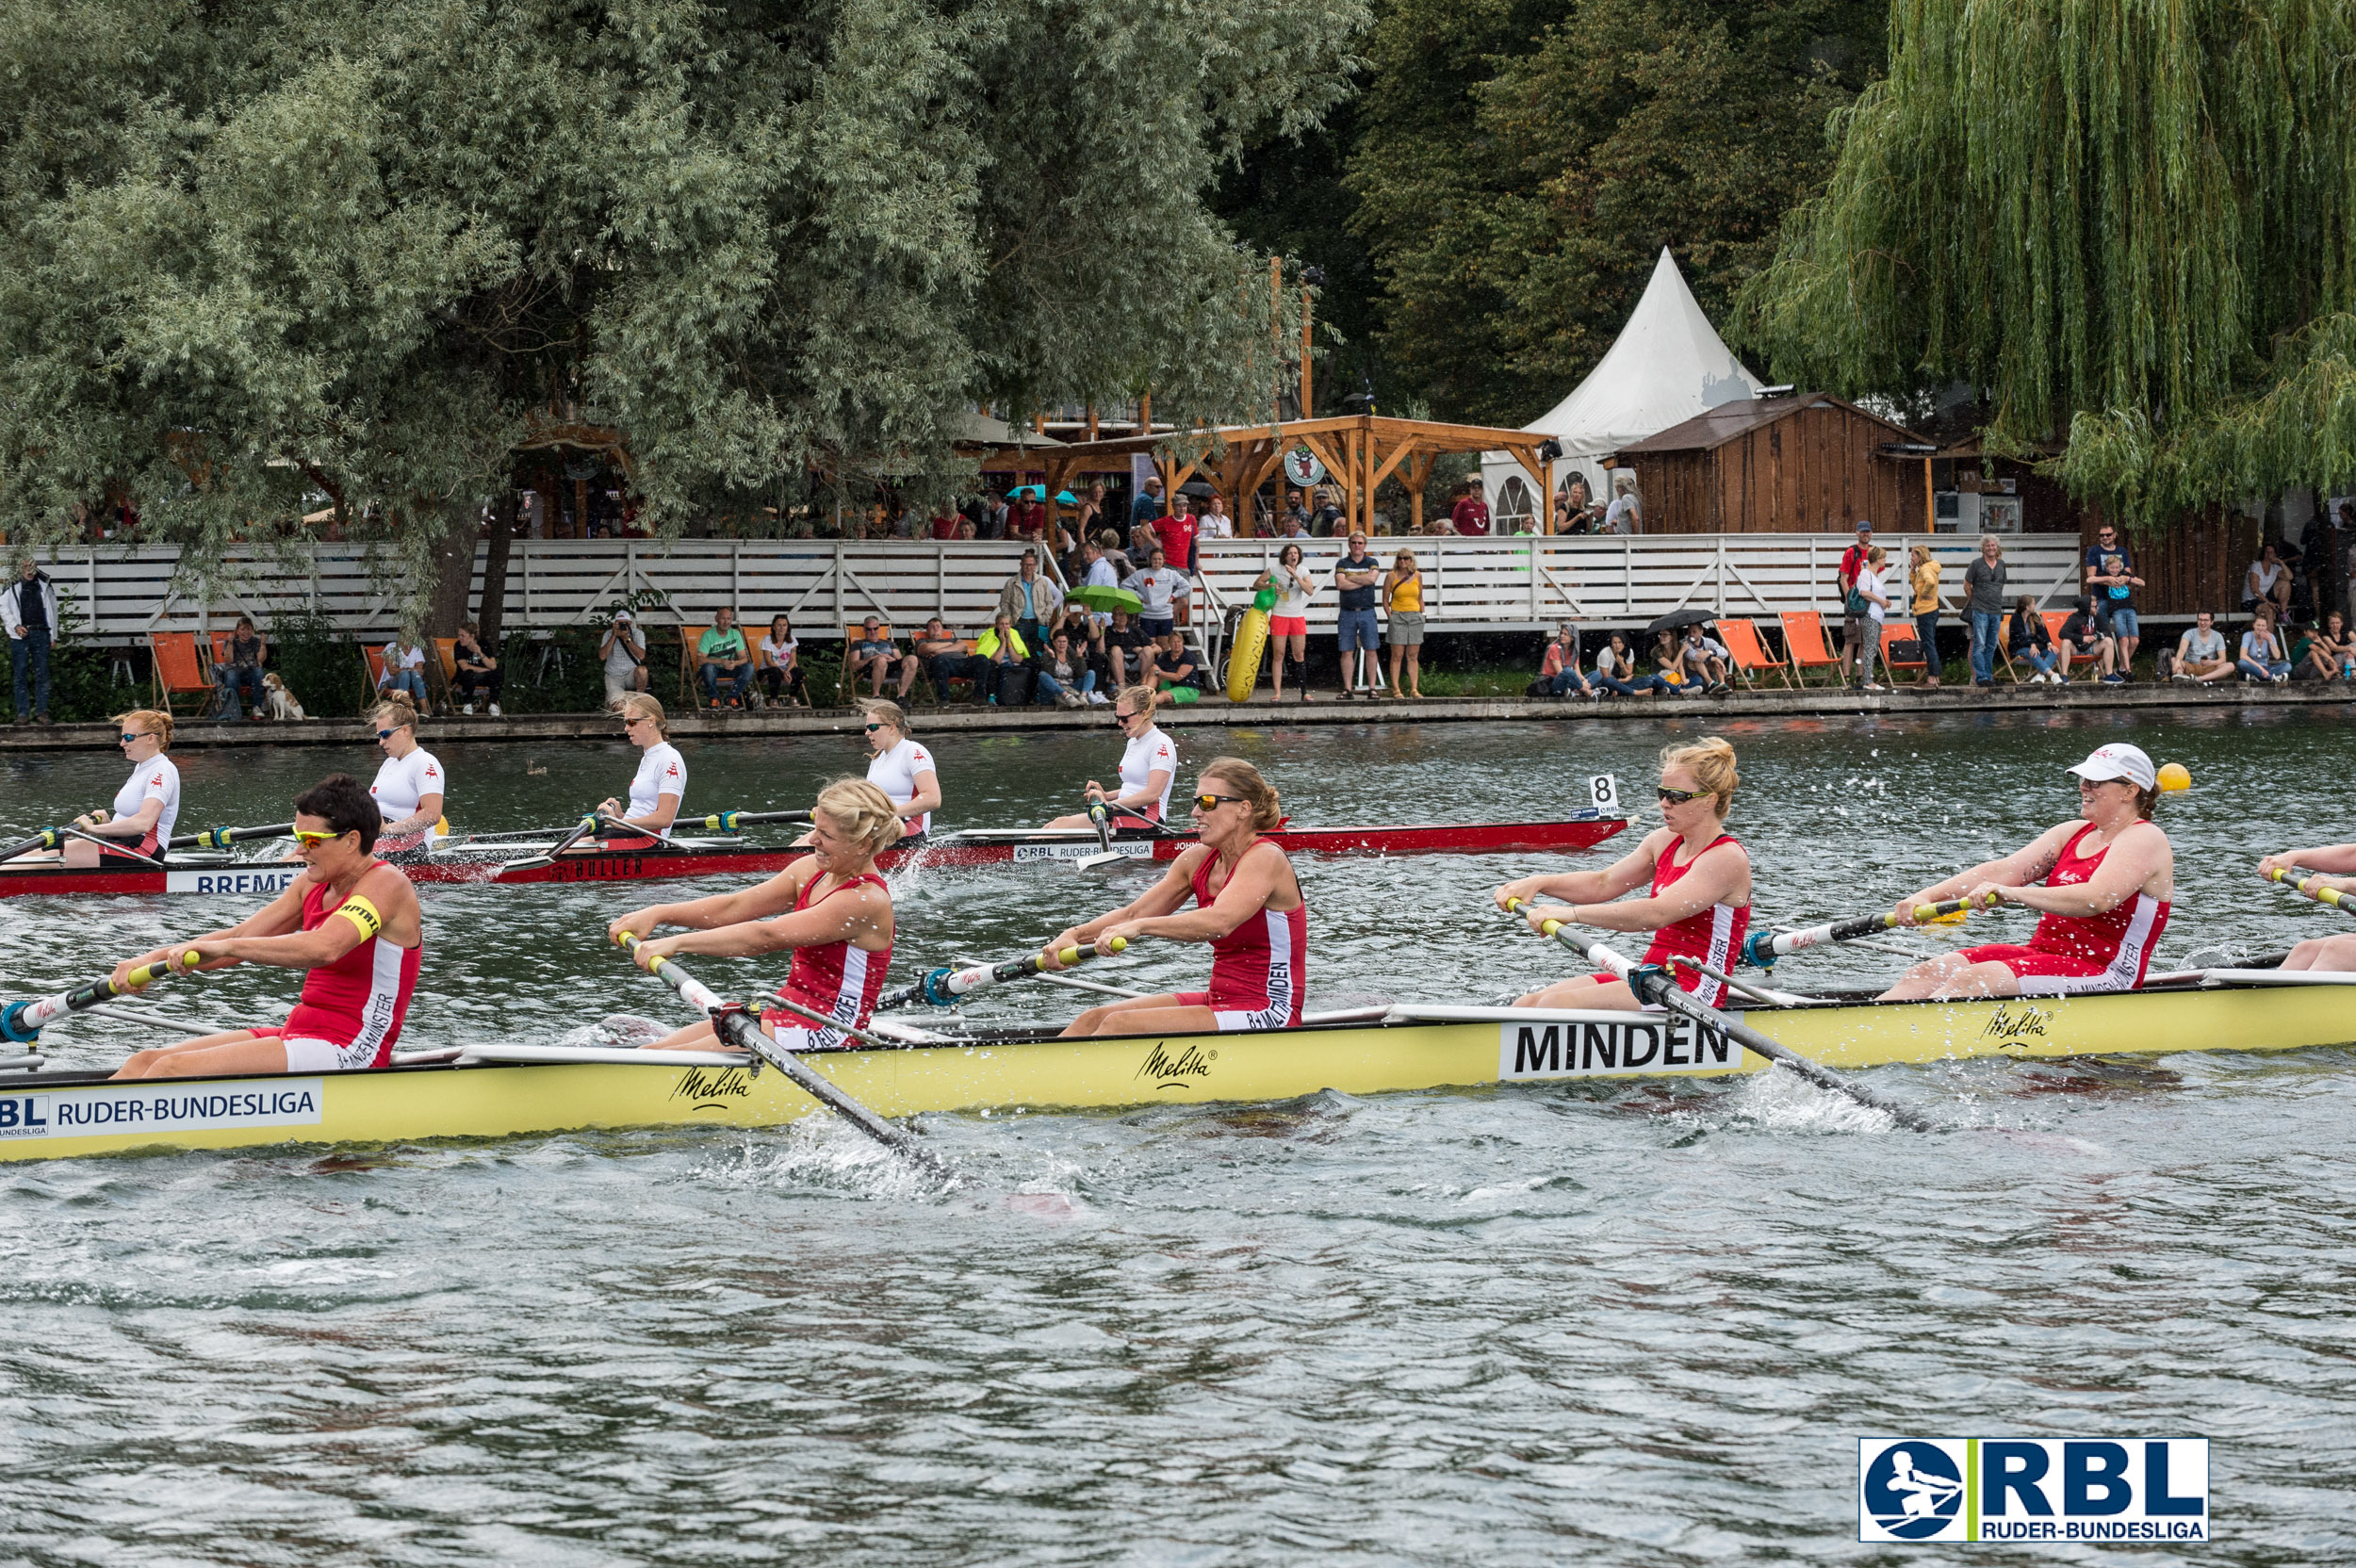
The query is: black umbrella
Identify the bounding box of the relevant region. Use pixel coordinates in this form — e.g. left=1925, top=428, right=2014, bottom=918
left=1177, top=480, right=1216, bottom=498
left=1644, top=608, right=1718, bottom=635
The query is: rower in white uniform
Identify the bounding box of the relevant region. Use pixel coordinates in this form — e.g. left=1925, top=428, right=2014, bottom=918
left=857, top=699, right=940, bottom=840
left=597, top=693, right=686, bottom=841
left=71, top=708, right=182, bottom=860
left=1044, top=685, right=1176, bottom=829
left=367, top=694, right=447, bottom=850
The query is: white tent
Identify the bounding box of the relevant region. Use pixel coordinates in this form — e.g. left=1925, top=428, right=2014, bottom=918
left=1481, top=247, right=1761, bottom=527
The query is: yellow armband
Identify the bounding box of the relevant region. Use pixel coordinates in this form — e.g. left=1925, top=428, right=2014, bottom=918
left=335, top=895, right=384, bottom=939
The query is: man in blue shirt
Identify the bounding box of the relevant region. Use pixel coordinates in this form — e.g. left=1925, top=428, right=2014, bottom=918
left=1128, top=476, right=1165, bottom=531
left=1332, top=530, right=1384, bottom=697
left=2084, top=522, right=2145, bottom=681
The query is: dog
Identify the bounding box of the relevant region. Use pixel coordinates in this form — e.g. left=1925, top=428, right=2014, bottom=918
left=263, top=672, right=306, bottom=721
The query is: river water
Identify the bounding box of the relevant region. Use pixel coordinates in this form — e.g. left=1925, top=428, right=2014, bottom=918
left=0, top=709, right=2350, bottom=1564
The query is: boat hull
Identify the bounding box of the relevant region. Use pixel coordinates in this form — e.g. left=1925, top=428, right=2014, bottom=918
left=2, top=980, right=2346, bottom=1163
left=0, top=817, right=1628, bottom=895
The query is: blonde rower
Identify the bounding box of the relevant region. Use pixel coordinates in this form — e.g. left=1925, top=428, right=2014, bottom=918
left=1044, top=685, right=1175, bottom=830
left=368, top=694, right=447, bottom=847
left=598, top=693, right=686, bottom=841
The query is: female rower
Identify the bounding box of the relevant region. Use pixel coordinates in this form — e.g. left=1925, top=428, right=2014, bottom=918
left=1880, top=743, right=2172, bottom=999
left=2253, top=844, right=2356, bottom=972
left=109, top=775, right=423, bottom=1079
left=1041, top=758, right=1306, bottom=1037
left=368, top=694, right=447, bottom=849
left=614, top=779, right=899, bottom=1053
left=1493, top=737, right=1751, bottom=1009
left=1044, top=685, right=1176, bottom=829
left=72, top=709, right=182, bottom=860
left=858, top=699, right=940, bottom=839
left=597, top=693, right=686, bottom=841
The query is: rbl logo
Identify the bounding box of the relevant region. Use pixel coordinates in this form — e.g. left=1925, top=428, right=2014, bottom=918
left=1859, top=1438, right=2209, bottom=1544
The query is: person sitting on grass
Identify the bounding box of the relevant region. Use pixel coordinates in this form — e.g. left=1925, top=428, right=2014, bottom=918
left=696, top=607, right=753, bottom=708
left=1680, top=624, right=1731, bottom=694
left=846, top=616, right=897, bottom=698
left=1593, top=632, right=1671, bottom=697
left=2298, top=610, right=2355, bottom=682
left=1539, top=625, right=1595, bottom=699
left=2171, top=611, right=2235, bottom=684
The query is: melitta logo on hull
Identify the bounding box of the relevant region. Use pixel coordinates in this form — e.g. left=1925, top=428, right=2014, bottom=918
left=1857, top=1437, right=2209, bottom=1543
left=1496, top=1014, right=1736, bottom=1079
left=164, top=870, right=303, bottom=896
left=671, top=1066, right=754, bottom=1107
left=1012, top=842, right=1154, bottom=863
left=0, top=1080, right=326, bottom=1142
left=1137, top=1041, right=1217, bottom=1088
left=1980, top=1003, right=2054, bottom=1046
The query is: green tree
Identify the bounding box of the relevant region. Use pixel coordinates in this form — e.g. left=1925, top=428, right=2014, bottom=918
left=0, top=0, right=1366, bottom=625
left=1737, top=0, right=2356, bottom=522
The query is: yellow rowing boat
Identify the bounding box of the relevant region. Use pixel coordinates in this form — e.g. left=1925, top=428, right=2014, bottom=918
left=2, top=970, right=2348, bottom=1163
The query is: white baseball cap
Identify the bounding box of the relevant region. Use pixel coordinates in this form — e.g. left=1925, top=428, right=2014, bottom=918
left=2068, top=743, right=2156, bottom=792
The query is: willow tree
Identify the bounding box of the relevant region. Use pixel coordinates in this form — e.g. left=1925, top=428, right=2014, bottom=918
left=0, top=0, right=1365, bottom=626
left=1738, top=0, right=2356, bottom=524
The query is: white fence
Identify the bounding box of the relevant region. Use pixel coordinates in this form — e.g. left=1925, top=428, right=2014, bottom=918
left=24, top=533, right=2090, bottom=646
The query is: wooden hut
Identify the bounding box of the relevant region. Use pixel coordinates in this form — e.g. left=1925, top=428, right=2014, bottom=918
left=1616, top=392, right=1929, bottom=534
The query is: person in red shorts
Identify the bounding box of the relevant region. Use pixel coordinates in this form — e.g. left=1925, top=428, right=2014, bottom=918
left=1879, top=743, right=2173, bottom=999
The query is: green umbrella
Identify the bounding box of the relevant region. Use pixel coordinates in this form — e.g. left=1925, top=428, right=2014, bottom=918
left=1066, top=584, right=1142, bottom=613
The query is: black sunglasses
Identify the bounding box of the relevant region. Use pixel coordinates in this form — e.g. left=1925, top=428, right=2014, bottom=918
left=1658, top=786, right=1703, bottom=805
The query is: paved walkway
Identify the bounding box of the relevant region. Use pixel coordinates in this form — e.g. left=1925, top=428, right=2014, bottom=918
left=9, top=682, right=2351, bottom=750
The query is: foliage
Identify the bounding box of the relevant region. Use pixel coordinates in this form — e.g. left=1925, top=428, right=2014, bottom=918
left=270, top=608, right=370, bottom=720
left=1341, top=0, right=1884, bottom=423
left=0, top=0, right=1369, bottom=627
left=1737, top=0, right=2356, bottom=523
left=36, top=587, right=120, bottom=724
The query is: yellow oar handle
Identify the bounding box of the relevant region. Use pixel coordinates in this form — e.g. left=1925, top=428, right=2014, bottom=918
left=1063, top=936, right=1129, bottom=964
left=123, top=950, right=204, bottom=991
left=614, top=931, right=674, bottom=976
left=1500, top=896, right=1566, bottom=937
left=2267, top=867, right=2349, bottom=907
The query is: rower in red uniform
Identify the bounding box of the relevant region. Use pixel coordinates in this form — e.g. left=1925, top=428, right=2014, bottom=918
left=1044, top=758, right=1307, bottom=1036
left=1881, top=743, right=2172, bottom=999
left=615, top=778, right=898, bottom=1052
left=109, top=774, right=424, bottom=1079
left=1493, top=737, right=1751, bottom=1009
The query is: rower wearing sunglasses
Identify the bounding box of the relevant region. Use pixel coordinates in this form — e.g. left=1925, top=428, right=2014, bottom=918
left=107, top=774, right=424, bottom=1080
left=597, top=694, right=687, bottom=841
left=1492, top=737, right=1751, bottom=1010
left=858, top=699, right=939, bottom=840
left=1041, top=758, right=1306, bottom=1037
left=1043, top=685, right=1175, bottom=830
left=64, top=708, right=181, bottom=862
left=368, top=694, right=447, bottom=850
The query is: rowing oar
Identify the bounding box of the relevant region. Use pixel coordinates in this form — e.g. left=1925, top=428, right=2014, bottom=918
left=498, top=812, right=613, bottom=873
left=1741, top=893, right=1997, bottom=969
left=2266, top=867, right=2356, bottom=914
left=1073, top=802, right=1129, bottom=872
left=1503, top=899, right=1939, bottom=1132
left=877, top=938, right=1129, bottom=1010
left=170, top=821, right=297, bottom=851
left=0, top=826, right=66, bottom=863
left=695, top=809, right=813, bottom=833
left=614, top=934, right=950, bottom=1180
left=0, top=950, right=205, bottom=1046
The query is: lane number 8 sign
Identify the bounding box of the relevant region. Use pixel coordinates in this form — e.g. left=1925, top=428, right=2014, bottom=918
left=1588, top=775, right=1621, bottom=814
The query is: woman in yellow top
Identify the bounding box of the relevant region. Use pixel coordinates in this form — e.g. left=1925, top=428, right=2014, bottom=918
left=1908, top=544, right=1943, bottom=688
left=1383, top=547, right=1426, bottom=699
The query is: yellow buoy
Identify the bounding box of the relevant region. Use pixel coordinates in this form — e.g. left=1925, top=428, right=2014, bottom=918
left=2157, top=761, right=2192, bottom=793
left=1224, top=591, right=1273, bottom=704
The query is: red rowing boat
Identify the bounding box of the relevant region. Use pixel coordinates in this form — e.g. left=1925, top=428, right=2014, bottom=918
left=0, top=815, right=1626, bottom=897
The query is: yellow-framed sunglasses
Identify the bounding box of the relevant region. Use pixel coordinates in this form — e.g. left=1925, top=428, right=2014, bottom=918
left=291, top=827, right=351, bottom=847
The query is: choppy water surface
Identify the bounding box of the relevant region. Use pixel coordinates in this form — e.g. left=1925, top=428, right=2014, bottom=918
left=1, top=709, right=2352, bottom=1565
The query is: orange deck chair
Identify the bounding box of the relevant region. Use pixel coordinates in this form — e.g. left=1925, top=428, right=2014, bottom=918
left=148, top=632, right=214, bottom=715
left=1715, top=618, right=1790, bottom=689
left=2041, top=611, right=2102, bottom=678
left=1879, top=623, right=1929, bottom=681
left=676, top=625, right=712, bottom=705
left=1776, top=612, right=1843, bottom=686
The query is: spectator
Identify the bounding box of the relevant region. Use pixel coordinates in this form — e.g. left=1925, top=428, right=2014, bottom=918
left=1681, top=624, right=1732, bottom=694
left=1650, top=630, right=1705, bottom=696
left=451, top=621, right=502, bottom=715
left=2085, top=521, right=2145, bottom=677
left=1198, top=491, right=1234, bottom=542
left=996, top=548, right=1063, bottom=646
left=1539, top=625, right=1596, bottom=699
left=1253, top=542, right=1318, bottom=702
left=1332, top=530, right=1385, bottom=698
left=214, top=614, right=269, bottom=721
left=1054, top=605, right=1111, bottom=703
left=974, top=612, right=1032, bottom=705
left=1450, top=478, right=1491, bottom=537
left=977, top=490, right=1009, bottom=540
left=1309, top=488, right=1343, bottom=537
left=928, top=508, right=960, bottom=540
left=1837, top=521, right=1874, bottom=682
left=998, top=490, right=1039, bottom=543
left=379, top=635, right=430, bottom=705
left=1096, top=528, right=1135, bottom=582
left=846, top=615, right=897, bottom=698
left=2237, top=608, right=2290, bottom=683
left=1071, top=482, right=1107, bottom=547
left=898, top=617, right=964, bottom=702
left=1602, top=476, right=1643, bottom=534
left=2057, top=596, right=2119, bottom=682
left=1039, top=631, right=1093, bottom=708
left=956, top=517, right=978, bottom=541
left=1152, top=488, right=1200, bottom=575
left=2007, top=596, right=2062, bottom=683
left=3, top=557, right=57, bottom=724
left=1282, top=489, right=1312, bottom=536
left=1103, top=607, right=1148, bottom=687
left=1906, top=544, right=1944, bottom=687
left=1593, top=631, right=1671, bottom=696
left=1963, top=533, right=2007, bottom=687
left=1279, top=510, right=1313, bottom=539
left=1140, top=630, right=1203, bottom=694
left=1383, top=547, right=1427, bottom=699
left=1852, top=544, right=1891, bottom=692
left=1563, top=471, right=1592, bottom=518
left=758, top=613, right=808, bottom=708
left=2170, top=612, right=2235, bottom=683
left=2299, top=609, right=2355, bottom=681
left=2244, top=541, right=2294, bottom=621
left=600, top=611, right=648, bottom=705
left=1128, top=475, right=1165, bottom=531
left=1123, top=546, right=1188, bottom=639
left=695, top=607, right=753, bottom=708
